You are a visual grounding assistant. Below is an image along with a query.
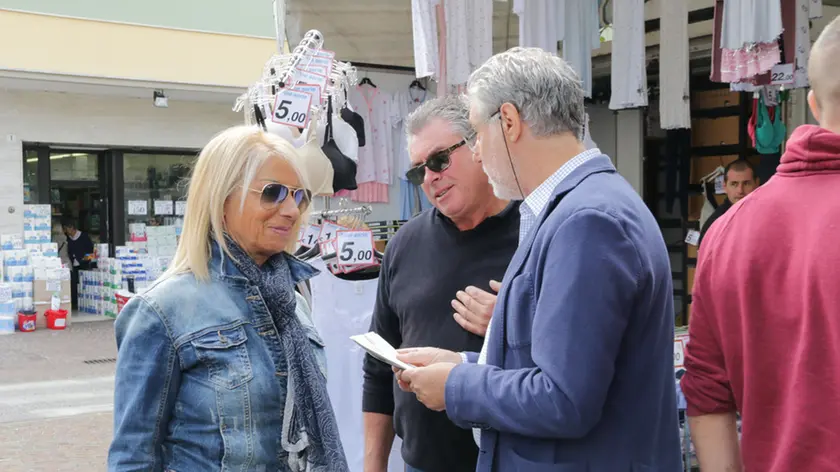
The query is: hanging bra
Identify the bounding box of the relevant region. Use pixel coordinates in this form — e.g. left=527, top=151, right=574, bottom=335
left=264, top=116, right=334, bottom=196
left=754, top=95, right=786, bottom=155
left=322, top=97, right=358, bottom=192
left=316, top=107, right=359, bottom=161
left=340, top=89, right=366, bottom=147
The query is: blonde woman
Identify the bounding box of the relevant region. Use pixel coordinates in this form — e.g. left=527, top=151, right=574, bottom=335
left=108, top=126, right=349, bottom=472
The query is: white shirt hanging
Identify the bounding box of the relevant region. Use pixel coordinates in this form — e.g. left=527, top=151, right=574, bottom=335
left=512, top=0, right=564, bottom=54
left=659, top=0, right=691, bottom=129
left=720, top=0, right=783, bottom=49
left=609, top=0, right=648, bottom=110
left=562, top=0, right=601, bottom=98
left=411, top=0, right=441, bottom=79
left=443, top=0, right=472, bottom=86
left=348, top=86, right=397, bottom=185
left=308, top=259, right=405, bottom=472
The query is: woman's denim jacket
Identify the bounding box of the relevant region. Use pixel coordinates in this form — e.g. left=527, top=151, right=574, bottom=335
left=107, top=245, right=326, bottom=472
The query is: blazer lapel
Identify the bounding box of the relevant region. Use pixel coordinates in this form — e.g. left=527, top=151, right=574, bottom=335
left=488, top=155, right=617, bottom=366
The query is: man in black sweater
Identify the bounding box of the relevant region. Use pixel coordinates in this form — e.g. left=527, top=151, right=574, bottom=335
left=363, top=95, right=519, bottom=472
left=61, top=217, right=95, bottom=309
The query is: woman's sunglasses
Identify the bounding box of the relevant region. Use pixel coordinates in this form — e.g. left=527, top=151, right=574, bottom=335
left=405, top=133, right=475, bottom=186
left=248, top=183, right=312, bottom=211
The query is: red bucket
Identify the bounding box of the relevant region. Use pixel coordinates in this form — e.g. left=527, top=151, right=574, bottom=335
left=115, top=290, right=134, bottom=315
left=17, top=311, right=36, bottom=332
left=44, top=309, right=68, bottom=330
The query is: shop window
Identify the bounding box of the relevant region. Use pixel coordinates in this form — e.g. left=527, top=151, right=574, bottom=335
left=123, top=153, right=195, bottom=240
left=23, top=150, right=38, bottom=203
left=50, top=152, right=99, bottom=181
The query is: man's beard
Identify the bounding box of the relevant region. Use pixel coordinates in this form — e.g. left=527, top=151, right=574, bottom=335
left=483, top=160, right=521, bottom=200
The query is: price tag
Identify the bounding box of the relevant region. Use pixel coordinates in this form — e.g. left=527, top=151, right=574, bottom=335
left=336, top=230, right=376, bottom=267
left=46, top=279, right=61, bottom=292
left=271, top=88, right=313, bottom=129
left=714, top=174, right=725, bottom=194
left=294, top=68, right=329, bottom=89
left=685, top=229, right=700, bottom=246
left=127, top=200, right=148, bottom=216
left=304, top=64, right=328, bottom=76
left=307, top=55, right=334, bottom=76
left=318, top=221, right=346, bottom=243
left=299, top=224, right=321, bottom=248
left=770, top=63, right=794, bottom=85
left=154, top=200, right=173, bottom=215
left=311, top=49, right=335, bottom=59
left=175, top=201, right=187, bottom=216
left=674, top=339, right=686, bottom=368
left=294, top=83, right=322, bottom=106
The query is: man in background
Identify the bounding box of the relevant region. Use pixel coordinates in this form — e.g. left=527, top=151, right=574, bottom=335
left=61, top=217, right=95, bottom=309
left=698, top=159, right=757, bottom=245
left=681, top=16, right=840, bottom=472
left=362, top=95, right=519, bottom=472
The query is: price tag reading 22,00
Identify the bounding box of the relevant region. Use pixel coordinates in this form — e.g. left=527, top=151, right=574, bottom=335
left=336, top=230, right=376, bottom=268
left=271, top=88, right=313, bottom=129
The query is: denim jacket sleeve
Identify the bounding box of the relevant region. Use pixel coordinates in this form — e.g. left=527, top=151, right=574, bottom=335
left=108, top=296, right=181, bottom=472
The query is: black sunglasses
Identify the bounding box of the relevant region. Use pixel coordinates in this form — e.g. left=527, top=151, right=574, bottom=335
left=248, top=183, right=312, bottom=211
left=405, top=133, right=475, bottom=186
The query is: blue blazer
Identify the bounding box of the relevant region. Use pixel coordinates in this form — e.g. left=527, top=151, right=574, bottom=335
left=445, top=155, right=682, bottom=471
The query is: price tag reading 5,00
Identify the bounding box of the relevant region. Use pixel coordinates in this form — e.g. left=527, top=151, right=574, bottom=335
left=271, top=89, right=313, bottom=129
left=336, top=230, right=375, bottom=267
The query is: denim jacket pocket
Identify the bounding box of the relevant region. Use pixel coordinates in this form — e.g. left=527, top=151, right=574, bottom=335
left=303, top=325, right=328, bottom=379
left=191, top=324, right=254, bottom=389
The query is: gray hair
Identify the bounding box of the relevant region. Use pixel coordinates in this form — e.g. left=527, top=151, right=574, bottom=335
left=405, top=94, right=473, bottom=142
left=467, top=47, right=586, bottom=139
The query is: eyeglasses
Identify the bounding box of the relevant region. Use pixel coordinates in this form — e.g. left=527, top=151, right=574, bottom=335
left=405, top=133, right=476, bottom=186
left=248, top=183, right=312, bottom=211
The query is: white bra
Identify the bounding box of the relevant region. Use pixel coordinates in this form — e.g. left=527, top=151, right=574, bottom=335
left=264, top=120, right=334, bottom=197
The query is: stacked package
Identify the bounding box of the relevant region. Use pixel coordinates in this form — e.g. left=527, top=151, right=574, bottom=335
left=23, top=205, right=53, bottom=253
left=1, top=234, right=33, bottom=312
left=78, top=256, right=123, bottom=317
left=0, top=283, right=14, bottom=335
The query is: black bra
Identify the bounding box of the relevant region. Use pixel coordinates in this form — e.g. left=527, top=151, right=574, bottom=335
left=322, top=97, right=358, bottom=192
left=340, top=106, right=366, bottom=147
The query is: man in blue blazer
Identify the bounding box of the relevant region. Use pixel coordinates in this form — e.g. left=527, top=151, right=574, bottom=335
left=398, top=47, right=682, bottom=471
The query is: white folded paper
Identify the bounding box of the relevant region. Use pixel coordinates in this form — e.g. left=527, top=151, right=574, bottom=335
left=350, top=331, right=415, bottom=371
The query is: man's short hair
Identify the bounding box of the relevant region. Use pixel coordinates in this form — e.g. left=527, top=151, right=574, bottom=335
left=809, top=15, right=840, bottom=108
left=60, top=217, right=77, bottom=229
left=724, top=160, right=756, bottom=182
left=405, top=94, right=473, bottom=143
left=466, top=47, right=586, bottom=139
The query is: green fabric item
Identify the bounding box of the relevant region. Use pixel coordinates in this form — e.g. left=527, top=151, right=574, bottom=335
left=755, top=95, right=786, bottom=154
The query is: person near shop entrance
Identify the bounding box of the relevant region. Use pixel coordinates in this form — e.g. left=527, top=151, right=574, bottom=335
left=108, top=126, right=350, bottom=472
left=394, top=47, right=681, bottom=471
left=698, top=159, right=757, bottom=245
left=362, top=95, right=519, bottom=472
left=60, top=217, right=95, bottom=309
left=681, top=16, right=840, bottom=472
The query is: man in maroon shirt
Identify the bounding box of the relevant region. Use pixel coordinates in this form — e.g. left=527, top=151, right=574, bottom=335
left=681, top=16, right=840, bottom=472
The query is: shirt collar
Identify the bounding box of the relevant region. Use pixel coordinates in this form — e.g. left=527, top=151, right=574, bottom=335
left=70, top=230, right=81, bottom=241
left=521, top=148, right=601, bottom=220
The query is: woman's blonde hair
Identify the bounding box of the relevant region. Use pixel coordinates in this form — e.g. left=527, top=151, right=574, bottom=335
left=165, top=125, right=311, bottom=282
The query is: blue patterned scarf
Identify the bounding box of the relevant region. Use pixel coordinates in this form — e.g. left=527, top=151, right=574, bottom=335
left=226, top=238, right=348, bottom=472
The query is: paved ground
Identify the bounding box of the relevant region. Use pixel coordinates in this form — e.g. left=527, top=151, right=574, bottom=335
left=0, top=319, right=116, bottom=471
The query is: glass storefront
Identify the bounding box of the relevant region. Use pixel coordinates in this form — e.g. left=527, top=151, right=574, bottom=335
left=123, top=153, right=194, bottom=240
left=23, top=150, right=38, bottom=204
left=21, top=146, right=198, bottom=249
left=49, top=152, right=103, bottom=243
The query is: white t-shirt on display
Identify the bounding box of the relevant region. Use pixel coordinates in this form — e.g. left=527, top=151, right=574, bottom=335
left=308, top=258, right=404, bottom=472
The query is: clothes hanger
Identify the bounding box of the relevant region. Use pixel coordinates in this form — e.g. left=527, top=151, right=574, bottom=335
left=359, top=76, right=377, bottom=87
left=409, top=79, right=426, bottom=91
